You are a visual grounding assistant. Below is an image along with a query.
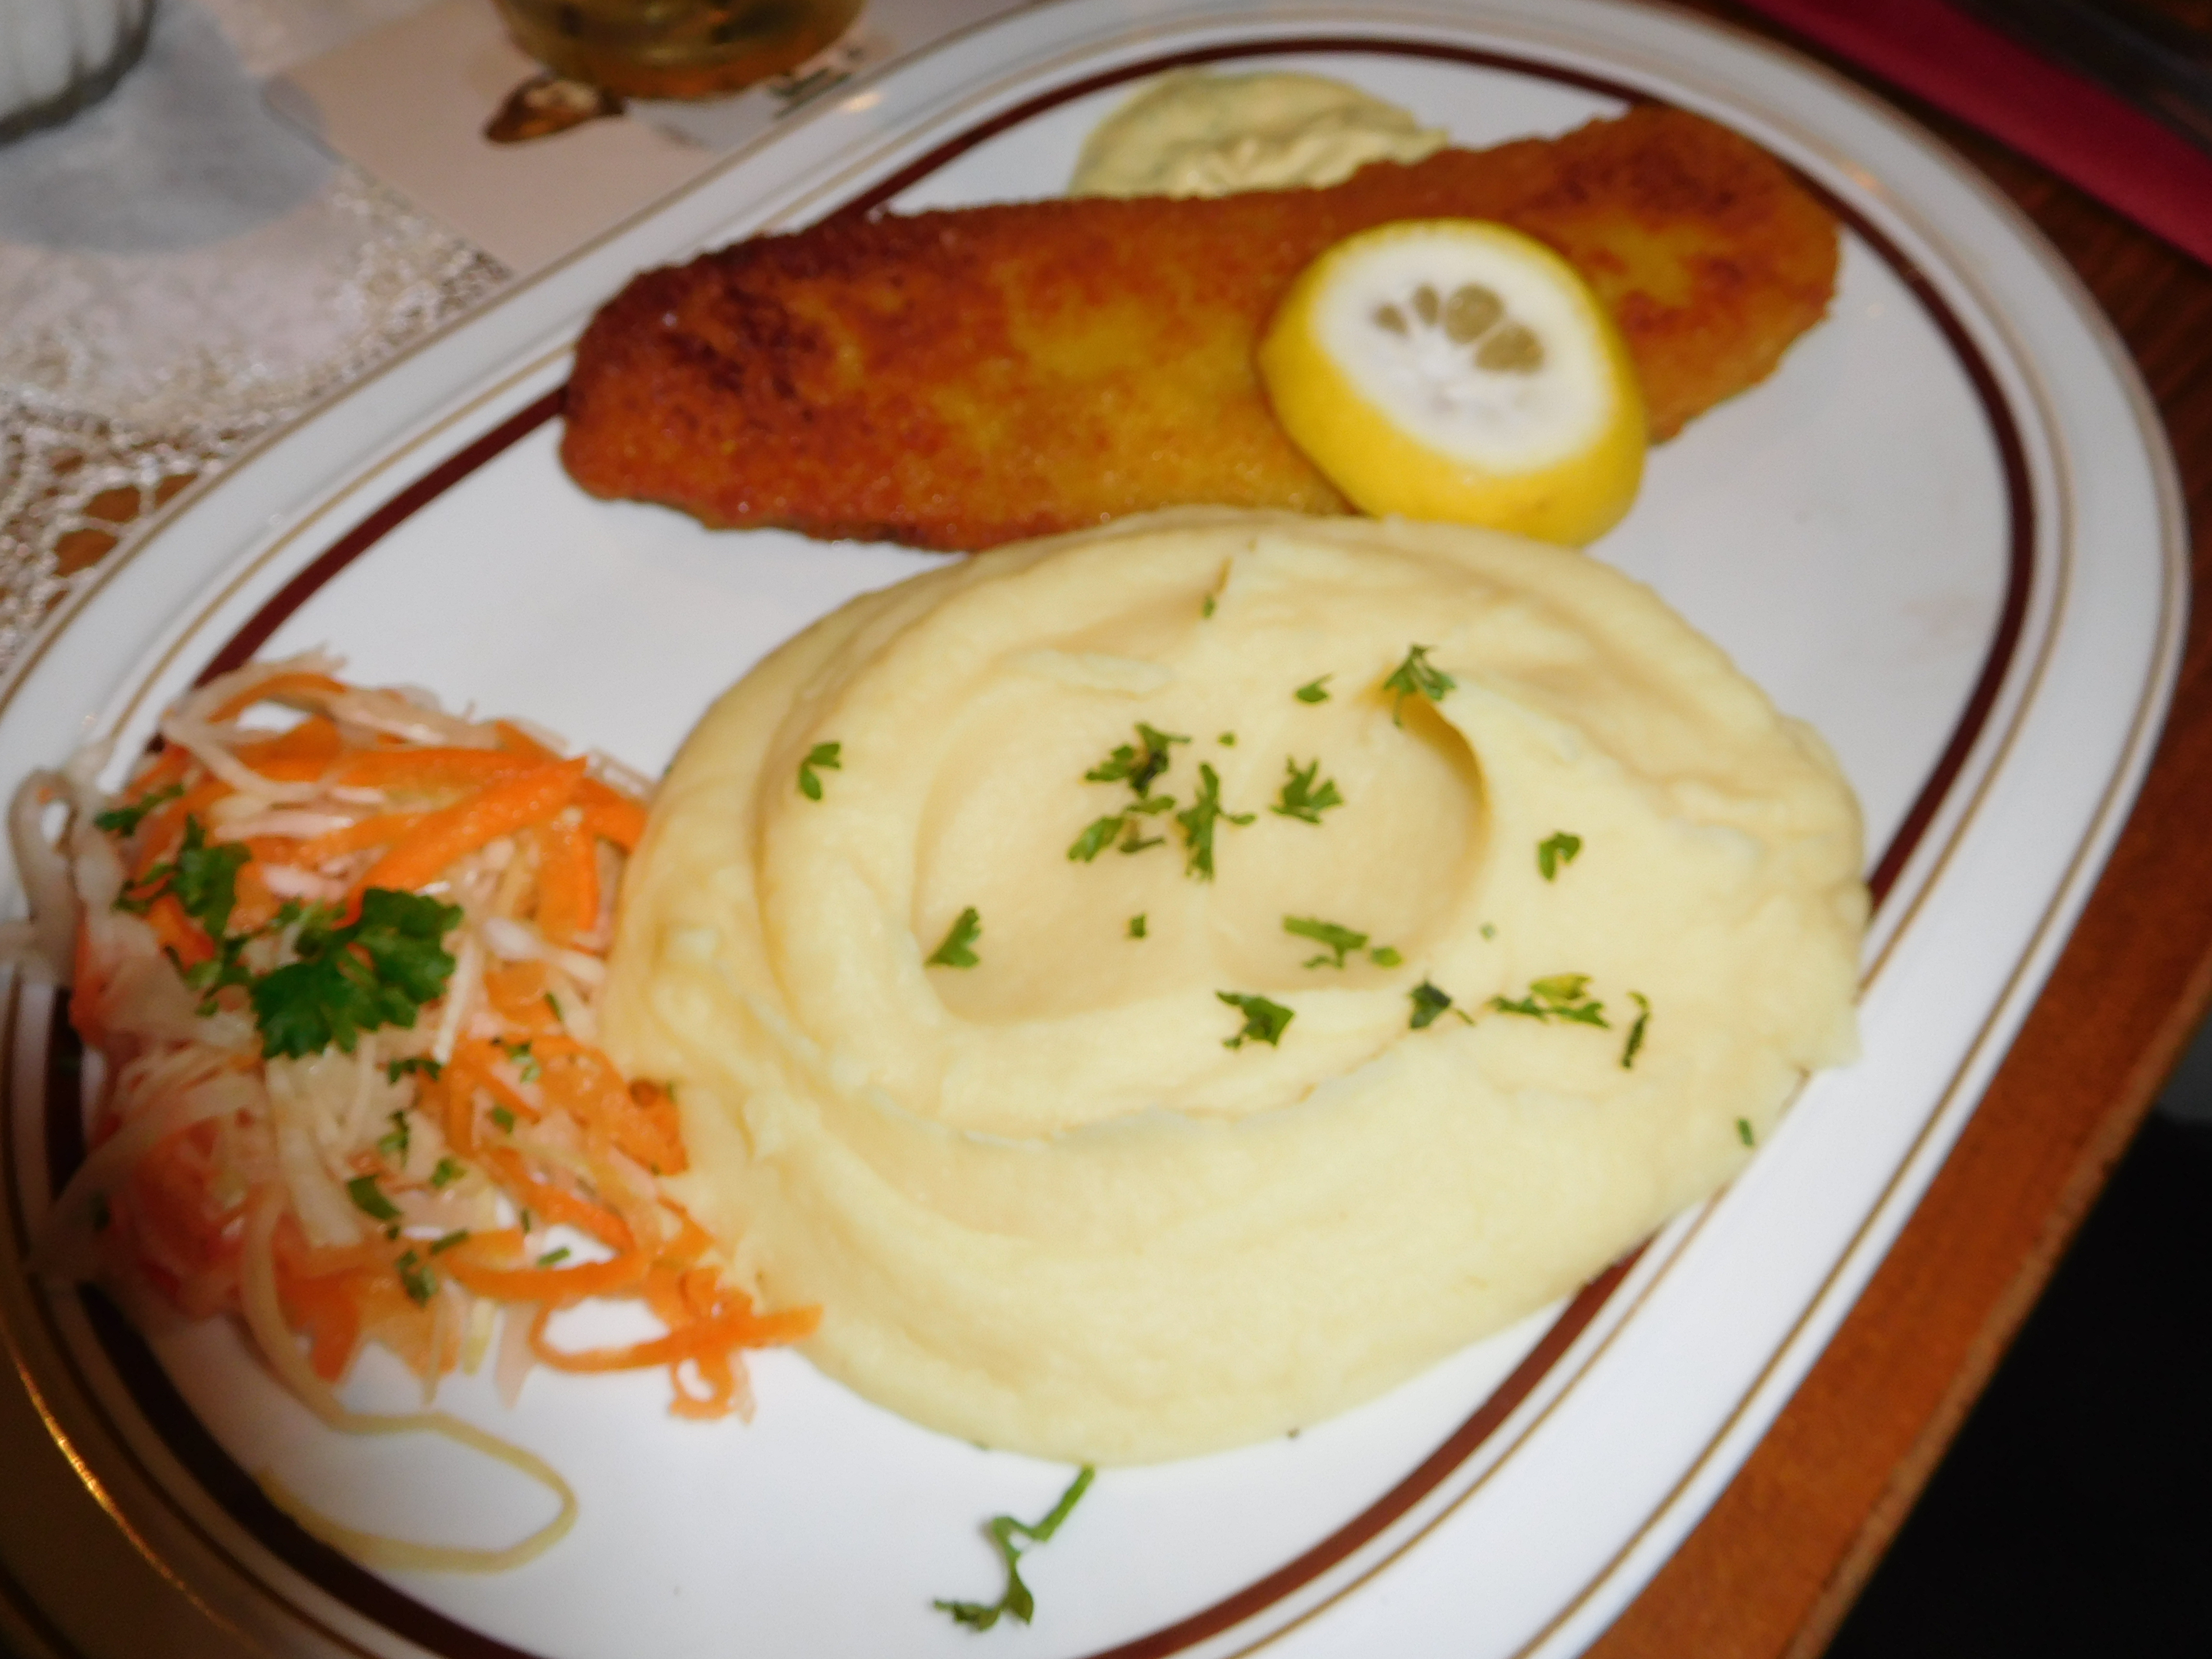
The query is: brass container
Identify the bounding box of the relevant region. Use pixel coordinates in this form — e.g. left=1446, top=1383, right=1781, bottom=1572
left=492, top=0, right=862, bottom=100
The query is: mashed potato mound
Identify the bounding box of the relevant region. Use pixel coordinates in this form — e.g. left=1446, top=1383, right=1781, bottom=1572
left=604, top=510, right=1865, bottom=1464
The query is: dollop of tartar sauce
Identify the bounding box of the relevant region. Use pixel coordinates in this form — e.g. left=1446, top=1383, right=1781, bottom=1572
left=604, top=510, right=1867, bottom=1467
left=1069, top=70, right=1449, bottom=198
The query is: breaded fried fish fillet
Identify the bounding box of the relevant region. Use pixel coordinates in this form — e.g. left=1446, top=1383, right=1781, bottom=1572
left=562, top=105, right=1837, bottom=551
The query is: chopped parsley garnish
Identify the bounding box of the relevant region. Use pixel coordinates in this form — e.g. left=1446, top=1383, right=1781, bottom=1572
left=119, top=816, right=250, bottom=940
left=1270, top=757, right=1344, bottom=825
left=933, top=1466, right=1095, bottom=1631
left=1085, top=722, right=1187, bottom=798
left=346, top=1174, right=402, bottom=1223
left=1737, top=1118, right=1756, bottom=1147
left=251, top=889, right=462, bottom=1060
left=430, top=1156, right=466, bottom=1189
left=490, top=1105, right=517, bottom=1134
left=796, top=741, right=842, bottom=800
left=537, top=1246, right=571, bottom=1268
left=1128, top=914, right=1147, bottom=939
left=387, top=1056, right=443, bottom=1083
left=429, top=1229, right=469, bottom=1255
left=1175, top=763, right=1252, bottom=881
left=544, top=992, right=564, bottom=1023
left=375, top=1111, right=410, bottom=1161
left=1217, top=991, right=1294, bottom=1049
left=176, top=949, right=256, bottom=1006
left=1201, top=595, right=1217, bottom=619
left=1069, top=814, right=1127, bottom=862
left=395, top=1250, right=436, bottom=1306
left=1116, top=795, right=1174, bottom=854
left=1479, top=923, right=1496, bottom=940
left=124, top=823, right=355, bottom=1018
left=1490, top=973, right=1609, bottom=1027
left=1284, top=915, right=1366, bottom=969
left=1621, top=992, right=1651, bottom=1069
left=94, top=781, right=183, bottom=837
left=1070, top=808, right=1172, bottom=862
left=1382, top=644, right=1455, bottom=724
left=1073, top=724, right=1189, bottom=861
left=1370, top=946, right=1403, bottom=967
left=926, top=907, right=982, bottom=968
left=1294, top=676, right=1332, bottom=704
left=1408, top=980, right=1461, bottom=1030
left=517, top=1208, right=533, bottom=1233
left=1537, top=831, right=1583, bottom=881
left=167, top=820, right=250, bottom=938
left=496, top=1038, right=541, bottom=1082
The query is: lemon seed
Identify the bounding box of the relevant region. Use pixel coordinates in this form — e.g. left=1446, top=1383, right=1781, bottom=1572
left=1477, top=322, right=1545, bottom=373
left=1443, top=283, right=1504, bottom=342
left=1412, top=284, right=1440, bottom=325
left=1372, top=303, right=1408, bottom=335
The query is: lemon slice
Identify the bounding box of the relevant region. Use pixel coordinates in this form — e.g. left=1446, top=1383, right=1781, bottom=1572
left=1258, top=220, right=1647, bottom=545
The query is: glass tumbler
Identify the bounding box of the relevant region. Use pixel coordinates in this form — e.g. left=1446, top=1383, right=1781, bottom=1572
left=0, top=0, right=156, bottom=142
left=491, top=0, right=862, bottom=100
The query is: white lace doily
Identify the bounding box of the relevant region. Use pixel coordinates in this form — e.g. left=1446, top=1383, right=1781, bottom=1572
left=0, top=0, right=508, bottom=678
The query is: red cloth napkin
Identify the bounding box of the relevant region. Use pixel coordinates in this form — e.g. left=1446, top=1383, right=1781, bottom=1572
left=1732, top=0, right=2212, bottom=267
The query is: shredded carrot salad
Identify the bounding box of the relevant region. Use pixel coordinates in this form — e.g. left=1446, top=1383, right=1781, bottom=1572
left=8, top=654, right=815, bottom=1566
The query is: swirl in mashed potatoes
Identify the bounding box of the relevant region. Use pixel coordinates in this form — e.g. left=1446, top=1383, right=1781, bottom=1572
left=603, top=510, right=1864, bottom=1464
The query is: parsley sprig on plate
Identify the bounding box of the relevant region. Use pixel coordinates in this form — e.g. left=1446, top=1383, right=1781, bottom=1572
left=1621, top=992, right=1652, bottom=1068
left=926, top=907, right=983, bottom=968
left=1217, top=991, right=1294, bottom=1048
left=934, top=1466, right=1095, bottom=1631
left=1490, top=973, right=1609, bottom=1027
left=1382, top=644, right=1455, bottom=724
left=1270, top=757, right=1344, bottom=825
left=94, top=781, right=183, bottom=837
left=795, top=741, right=842, bottom=800
left=1283, top=915, right=1399, bottom=970
left=118, top=813, right=463, bottom=1059
left=1176, top=763, right=1254, bottom=880
left=1537, top=831, right=1582, bottom=880
left=252, top=890, right=464, bottom=1058
left=1070, top=723, right=1189, bottom=861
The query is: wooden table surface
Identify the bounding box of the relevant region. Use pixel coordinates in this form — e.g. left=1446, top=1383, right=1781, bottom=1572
left=1585, top=6, right=2212, bottom=1656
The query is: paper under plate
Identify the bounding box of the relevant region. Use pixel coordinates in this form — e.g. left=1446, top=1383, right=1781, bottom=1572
left=0, top=3, right=2184, bottom=1658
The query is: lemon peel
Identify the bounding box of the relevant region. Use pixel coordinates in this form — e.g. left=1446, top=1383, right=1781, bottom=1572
left=1258, top=220, right=1648, bottom=545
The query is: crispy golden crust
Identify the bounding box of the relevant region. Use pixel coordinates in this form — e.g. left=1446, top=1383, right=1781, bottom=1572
left=561, top=105, right=1837, bottom=551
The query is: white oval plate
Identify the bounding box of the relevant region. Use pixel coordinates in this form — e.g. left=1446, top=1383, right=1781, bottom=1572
left=0, top=3, right=2185, bottom=1658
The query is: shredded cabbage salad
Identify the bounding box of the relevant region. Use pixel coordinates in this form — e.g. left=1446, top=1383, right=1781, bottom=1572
left=3, top=654, right=816, bottom=1571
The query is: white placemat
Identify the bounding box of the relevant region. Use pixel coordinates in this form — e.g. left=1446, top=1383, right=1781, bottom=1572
left=0, top=0, right=1016, bottom=681
left=0, top=0, right=503, bottom=676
